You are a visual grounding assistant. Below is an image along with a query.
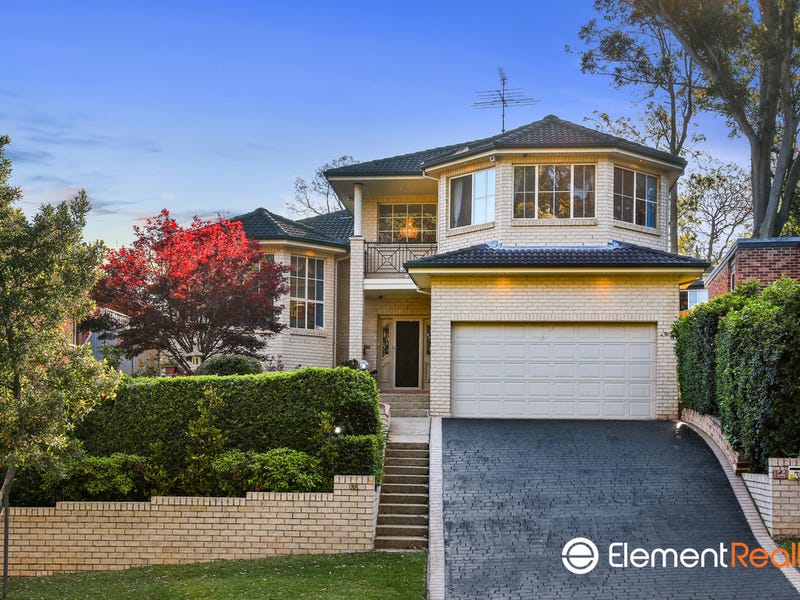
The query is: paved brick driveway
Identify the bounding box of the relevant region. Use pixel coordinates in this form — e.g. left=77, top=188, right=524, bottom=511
left=442, top=419, right=799, bottom=599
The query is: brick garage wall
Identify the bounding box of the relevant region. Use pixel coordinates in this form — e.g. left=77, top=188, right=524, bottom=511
left=1, top=475, right=377, bottom=577
left=428, top=272, right=685, bottom=418
left=705, top=260, right=731, bottom=299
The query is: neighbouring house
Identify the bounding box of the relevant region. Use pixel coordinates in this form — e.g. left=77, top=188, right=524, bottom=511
left=704, top=237, right=800, bottom=299
left=234, top=115, right=708, bottom=419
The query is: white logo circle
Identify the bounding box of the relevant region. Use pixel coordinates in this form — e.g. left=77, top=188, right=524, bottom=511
left=562, top=537, right=599, bottom=574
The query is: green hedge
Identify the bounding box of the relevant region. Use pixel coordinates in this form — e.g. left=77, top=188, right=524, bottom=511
left=331, top=435, right=385, bottom=486
left=194, top=355, right=262, bottom=376
left=212, top=449, right=322, bottom=496
left=76, top=367, right=382, bottom=479
left=716, top=278, right=800, bottom=472
left=672, top=281, right=759, bottom=415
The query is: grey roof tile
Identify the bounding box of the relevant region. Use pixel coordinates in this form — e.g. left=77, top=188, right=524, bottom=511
left=405, top=241, right=709, bottom=269
left=232, top=207, right=348, bottom=248
left=296, top=209, right=354, bottom=241
left=325, top=115, right=684, bottom=178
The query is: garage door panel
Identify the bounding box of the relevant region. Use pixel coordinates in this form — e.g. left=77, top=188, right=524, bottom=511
left=451, top=323, right=656, bottom=420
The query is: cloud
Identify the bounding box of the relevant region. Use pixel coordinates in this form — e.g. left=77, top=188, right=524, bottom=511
left=6, top=148, right=54, bottom=164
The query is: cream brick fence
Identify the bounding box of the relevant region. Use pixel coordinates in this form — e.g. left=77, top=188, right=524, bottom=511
left=1, top=475, right=378, bottom=576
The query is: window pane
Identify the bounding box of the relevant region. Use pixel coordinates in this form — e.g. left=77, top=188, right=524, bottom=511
left=623, top=196, right=634, bottom=222
left=646, top=201, right=656, bottom=228
left=514, top=167, right=525, bottom=194
left=307, top=278, right=315, bottom=301
left=636, top=198, right=646, bottom=225
left=614, top=195, right=623, bottom=220
left=423, top=204, right=436, bottom=217
left=408, top=204, right=422, bottom=218
left=450, top=175, right=472, bottom=228
left=315, top=303, right=324, bottom=329
left=636, top=171, right=647, bottom=200
left=306, top=302, right=315, bottom=330
left=294, top=257, right=306, bottom=279
left=538, top=192, right=555, bottom=218
left=623, top=169, right=634, bottom=197
left=556, top=165, right=571, bottom=191
left=539, top=165, right=554, bottom=192
left=422, top=229, right=436, bottom=242
left=646, top=175, right=658, bottom=203
left=557, top=192, right=571, bottom=218
left=614, top=167, right=623, bottom=195
left=379, top=204, right=392, bottom=217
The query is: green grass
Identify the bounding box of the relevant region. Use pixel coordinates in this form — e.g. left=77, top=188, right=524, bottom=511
left=7, top=552, right=427, bottom=600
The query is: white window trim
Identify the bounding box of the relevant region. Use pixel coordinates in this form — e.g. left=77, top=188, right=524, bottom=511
left=449, top=168, right=496, bottom=229
left=613, top=166, right=659, bottom=228
left=289, top=256, right=325, bottom=330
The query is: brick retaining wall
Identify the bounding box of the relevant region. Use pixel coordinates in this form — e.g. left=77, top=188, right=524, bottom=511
left=1, top=475, right=377, bottom=576
left=681, top=408, right=750, bottom=472
left=743, top=459, right=800, bottom=538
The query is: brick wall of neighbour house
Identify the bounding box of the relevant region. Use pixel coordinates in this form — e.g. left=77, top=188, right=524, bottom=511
left=1, top=476, right=377, bottom=577
left=335, top=257, right=351, bottom=365
left=363, top=294, right=431, bottom=378
left=705, top=259, right=732, bottom=299
left=435, top=155, right=672, bottom=254
left=428, top=273, right=682, bottom=418
left=257, top=244, right=337, bottom=370
left=742, top=460, right=800, bottom=538
left=706, top=244, right=800, bottom=299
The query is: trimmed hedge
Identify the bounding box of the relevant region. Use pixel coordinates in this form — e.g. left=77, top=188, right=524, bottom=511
left=716, top=278, right=800, bottom=472
left=194, top=355, right=262, bottom=376
left=212, top=449, right=322, bottom=496
left=672, top=281, right=759, bottom=415
left=331, top=435, right=385, bottom=486
left=76, top=367, right=383, bottom=480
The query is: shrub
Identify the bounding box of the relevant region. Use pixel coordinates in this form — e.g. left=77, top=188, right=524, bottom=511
left=331, top=434, right=385, bottom=486
left=212, top=449, right=321, bottom=495
left=76, top=367, right=382, bottom=479
left=194, top=355, right=262, bottom=376
left=672, top=281, right=759, bottom=415
left=180, top=388, right=227, bottom=495
left=716, top=278, right=800, bottom=472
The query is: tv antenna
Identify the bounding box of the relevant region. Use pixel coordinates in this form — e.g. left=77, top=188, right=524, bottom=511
left=473, top=68, right=539, bottom=132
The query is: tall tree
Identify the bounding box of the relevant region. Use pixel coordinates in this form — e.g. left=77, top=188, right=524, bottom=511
left=677, top=159, right=753, bottom=264
left=0, top=136, right=120, bottom=596
left=630, top=0, right=800, bottom=238
left=93, top=210, right=288, bottom=373
left=287, top=155, right=357, bottom=216
left=572, top=0, right=705, bottom=251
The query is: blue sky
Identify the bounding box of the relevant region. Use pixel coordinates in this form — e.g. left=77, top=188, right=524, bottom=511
left=4, top=1, right=747, bottom=246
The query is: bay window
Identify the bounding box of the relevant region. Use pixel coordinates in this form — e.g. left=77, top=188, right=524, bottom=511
left=290, top=256, right=324, bottom=330
left=513, top=164, right=595, bottom=219
left=614, top=167, right=657, bottom=228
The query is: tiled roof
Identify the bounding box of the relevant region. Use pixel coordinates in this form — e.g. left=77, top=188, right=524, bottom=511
left=325, top=115, right=684, bottom=178
left=296, top=210, right=354, bottom=241
left=232, top=208, right=348, bottom=248
left=405, top=241, right=709, bottom=269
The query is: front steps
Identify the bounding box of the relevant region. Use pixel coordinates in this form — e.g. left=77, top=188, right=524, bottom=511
left=375, top=441, right=429, bottom=550
left=381, top=393, right=429, bottom=418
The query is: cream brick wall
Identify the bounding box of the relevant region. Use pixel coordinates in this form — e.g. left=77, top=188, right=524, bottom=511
left=436, top=154, right=671, bottom=253
left=335, top=257, right=351, bottom=365
left=258, top=245, right=339, bottom=369
left=741, top=459, right=800, bottom=538
left=428, top=272, right=682, bottom=418
left=1, top=476, right=376, bottom=577
left=742, top=472, right=774, bottom=532
left=348, top=238, right=365, bottom=360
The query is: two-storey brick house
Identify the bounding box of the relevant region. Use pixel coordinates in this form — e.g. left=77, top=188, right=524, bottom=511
left=235, top=115, right=707, bottom=420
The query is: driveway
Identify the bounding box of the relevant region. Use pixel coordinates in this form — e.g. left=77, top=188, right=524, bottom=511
left=442, top=419, right=799, bottom=599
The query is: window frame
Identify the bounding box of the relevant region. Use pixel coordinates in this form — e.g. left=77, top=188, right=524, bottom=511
left=289, top=256, right=325, bottom=330
left=377, top=202, right=437, bottom=243
left=449, top=167, right=496, bottom=229
left=512, top=164, right=596, bottom=219
left=613, top=166, right=658, bottom=228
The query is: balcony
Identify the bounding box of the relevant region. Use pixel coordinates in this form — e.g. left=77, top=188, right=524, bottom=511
left=364, top=242, right=438, bottom=275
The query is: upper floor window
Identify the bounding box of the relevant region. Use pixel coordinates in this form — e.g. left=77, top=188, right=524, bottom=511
left=614, top=167, right=657, bottom=228
left=450, top=168, right=495, bottom=228
left=290, top=256, right=324, bottom=330
left=378, top=203, right=437, bottom=243
left=513, top=165, right=596, bottom=219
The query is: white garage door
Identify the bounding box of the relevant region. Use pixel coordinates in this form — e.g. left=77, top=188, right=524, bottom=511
left=451, top=323, right=656, bottom=419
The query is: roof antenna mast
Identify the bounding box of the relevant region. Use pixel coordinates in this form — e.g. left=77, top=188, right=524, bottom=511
left=473, top=68, right=538, bottom=133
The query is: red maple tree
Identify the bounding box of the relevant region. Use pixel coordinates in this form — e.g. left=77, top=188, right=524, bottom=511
left=93, top=210, right=288, bottom=373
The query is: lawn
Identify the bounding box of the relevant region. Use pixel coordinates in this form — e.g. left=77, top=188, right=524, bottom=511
left=7, top=552, right=427, bottom=600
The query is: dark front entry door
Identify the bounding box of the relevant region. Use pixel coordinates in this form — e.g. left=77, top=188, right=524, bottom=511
left=395, top=320, right=420, bottom=388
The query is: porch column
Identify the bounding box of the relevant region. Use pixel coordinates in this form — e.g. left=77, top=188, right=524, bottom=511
left=348, top=183, right=365, bottom=361
left=353, top=183, right=363, bottom=237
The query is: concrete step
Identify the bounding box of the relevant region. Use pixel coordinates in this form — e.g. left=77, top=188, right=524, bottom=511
left=378, top=502, right=428, bottom=515
left=377, top=513, right=428, bottom=527
left=379, top=493, right=429, bottom=505
left=387, top=442, right=429, bottom=451
left=384, top=456, right=428, bottom=468
left=384, top=465, right=429, bottom=476
left=382, top=473, right=429, bottom=485
left=381, top=483, right=429, bottom=495
left=376, top=523, right=429, bottom=538
left=390, top=409, right=429, bottom=418
left=386, top=448, right=429, bottom=459
left=374, top=535, right=428, bottom=550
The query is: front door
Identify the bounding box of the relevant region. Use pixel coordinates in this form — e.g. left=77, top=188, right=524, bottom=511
left=395, top=321, right=420, bottom=388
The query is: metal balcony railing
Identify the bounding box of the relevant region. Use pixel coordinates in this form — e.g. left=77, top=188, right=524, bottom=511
left=364, top=242, right=438, bottom=274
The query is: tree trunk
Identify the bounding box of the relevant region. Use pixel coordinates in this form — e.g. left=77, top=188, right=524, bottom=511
left=1, top=466, right=15, bottom=600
